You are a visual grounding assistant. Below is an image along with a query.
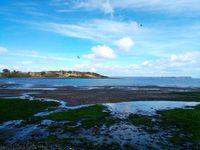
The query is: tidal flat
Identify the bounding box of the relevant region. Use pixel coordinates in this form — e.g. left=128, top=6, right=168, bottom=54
left=0, top=79, right=200, bottom=149
left=1, top=98, right=200, bottom=149
left=1, top=84, right=200, bottom=106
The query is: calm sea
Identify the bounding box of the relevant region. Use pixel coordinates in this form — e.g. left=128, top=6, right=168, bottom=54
left=0, top=77, right=200, bottom=88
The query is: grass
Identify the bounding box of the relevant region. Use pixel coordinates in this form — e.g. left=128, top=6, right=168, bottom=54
left=0, top=98, right=59, bottom=122
left=48, top=125, right=62, bottom=132
left=24, top=116, right=43, bottom=124
left=80, top=117, right=116, bottom=129
left=45, top=105, right=112, bottom=131
left=128, top=114, right=153, bottom=126
left=128, top=114, right=159, bottom=133
left=63, top=126, right=80, bottom=132
left=43, top=105, right=113, bottom=133
left=46, top=105, right=109, bottom=122
left=159, top=104, right=200, bottom=143
left=47, top=123, right=80, bottom=133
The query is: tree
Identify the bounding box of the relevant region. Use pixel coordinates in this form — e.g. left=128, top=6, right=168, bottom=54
left=2, top=69, right=10, bottom=73
left=41, top=71, right=46, bottom=77
left=1, top=69, right=11, bottom=77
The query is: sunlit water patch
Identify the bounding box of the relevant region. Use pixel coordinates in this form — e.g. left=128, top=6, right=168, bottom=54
left=105, top=101, right=200, bottom=117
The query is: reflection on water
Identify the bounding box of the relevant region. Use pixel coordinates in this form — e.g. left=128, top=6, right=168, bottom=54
left=105, top=101, right=200, bottom=116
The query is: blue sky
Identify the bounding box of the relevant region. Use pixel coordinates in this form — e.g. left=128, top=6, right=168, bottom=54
left=0, top=0, right=200, bottom=77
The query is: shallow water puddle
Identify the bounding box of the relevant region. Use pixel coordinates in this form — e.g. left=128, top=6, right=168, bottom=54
left=105, top=101, right=200, bottom=116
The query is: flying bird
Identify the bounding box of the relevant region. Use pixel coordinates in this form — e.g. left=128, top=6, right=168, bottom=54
left=77, top=56, right=80, bottom=59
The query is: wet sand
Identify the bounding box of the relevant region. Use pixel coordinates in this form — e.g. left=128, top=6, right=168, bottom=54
left=0, top=85, right=199, bottom=106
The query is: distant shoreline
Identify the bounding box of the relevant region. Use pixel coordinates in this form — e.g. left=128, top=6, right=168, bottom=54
left=0, top=76, right=193, bottom=79
left=0, top=77, right=110, bottom=79
left=0, top=69, right=108, bottom=78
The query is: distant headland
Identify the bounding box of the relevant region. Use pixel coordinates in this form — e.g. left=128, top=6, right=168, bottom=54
left=0, top=69, right=108, bottom=78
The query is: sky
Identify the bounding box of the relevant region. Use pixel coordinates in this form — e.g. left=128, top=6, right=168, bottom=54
left=0, top=0, right=200, bottom=77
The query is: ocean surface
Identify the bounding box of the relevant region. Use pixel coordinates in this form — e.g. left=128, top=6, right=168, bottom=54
left=0, top=77, right=200, bottom=88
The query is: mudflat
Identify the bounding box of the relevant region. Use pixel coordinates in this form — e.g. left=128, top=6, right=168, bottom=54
left=0, top=84, right=200, bottom=105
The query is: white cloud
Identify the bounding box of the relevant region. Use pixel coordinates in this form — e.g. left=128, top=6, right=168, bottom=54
left=0, top=65, right=8, bottom=69
left=112, top=0, right=200, bottom=14
left=30, top=19, right=141, bottom=42
left=169, top=52, right=200, bottom=63
left=72, top=0, right=200, bottom=16
left=115, top=37, right=134, bottom=52
left=75, top=51, right=200, bottom=77
left=0, top=47, right=8, bottom=55
left=75, top=0, right=114, bottom=15
left=91, top=68, right=97, bottom=72
left=73, top=63, right=105, bottom=73
left=13, top=50, right=76, bottom=62
left=84, top=45, right=117, bottom=60
left=141, top=60, right=151, bottom=66
left=101, top=0, right=114, bottom=15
